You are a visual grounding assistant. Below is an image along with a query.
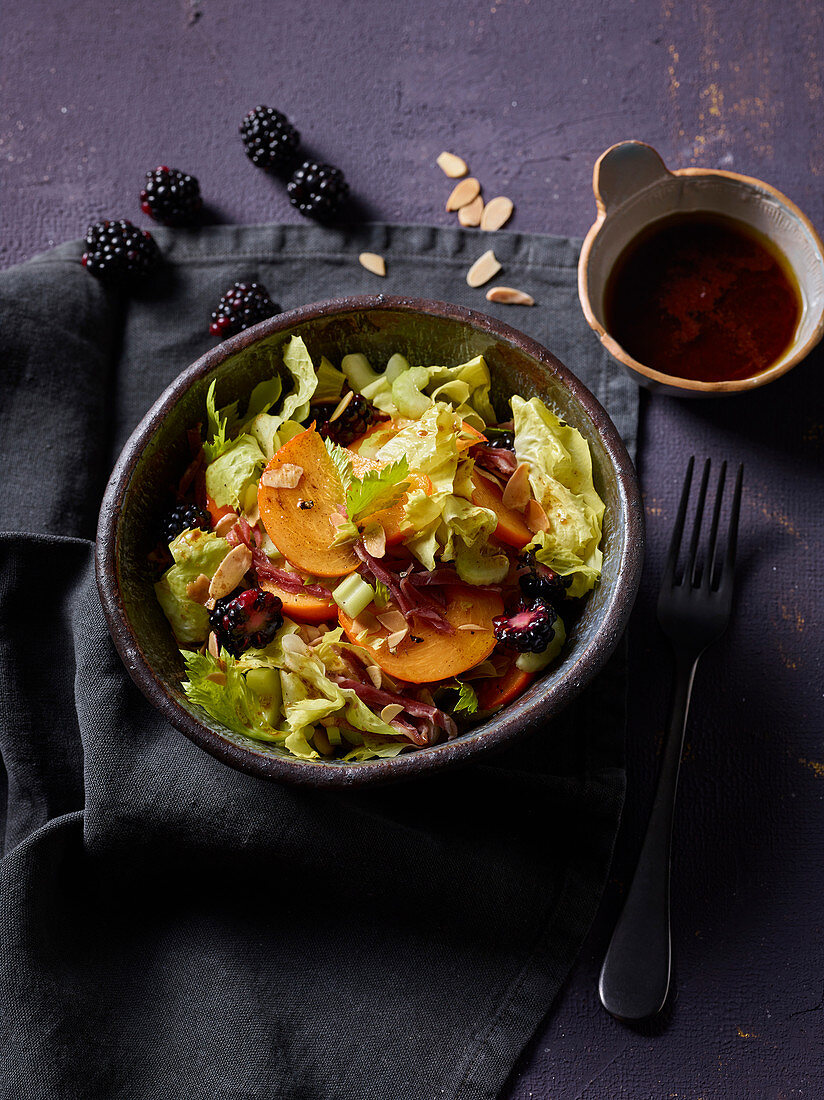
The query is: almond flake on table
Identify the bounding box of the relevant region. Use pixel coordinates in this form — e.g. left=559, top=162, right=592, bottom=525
left=436, top=151, right=468, bottom=177
left=261, top=463, right=303, bottom=489
left=458, top=195, right=484, bottom=227
left=485, top=286, right=535, bottom=306
left=446, top=177, right=481, bottom=211
left=209, top=544, right=253, bottom=600
left=480, top=196, right=514, bottom=231
left=380, top=703, right=405, bottom=724
left=358, top=252, right=386, bottom=276
left=466, top=249, right=502, bottom=288
left=501, top=462, right=532, bottom=511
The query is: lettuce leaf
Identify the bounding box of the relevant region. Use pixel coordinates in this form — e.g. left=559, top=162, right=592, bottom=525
left=204, top=434, right=266, bottom=509
left=453, top=681, right=479, bottom=715
left=182, top=649, right=285, bottom=742
left=359, top=355, right=496, bottom=426
left=154, top=530, right=232, bottom=645
left=512, top=396, right=605, bottom=597
left=314, top=356, right=346, bottom=402
left=203, top=380, right=238, bottom=463
left=279, top=335, right=318, bottom=425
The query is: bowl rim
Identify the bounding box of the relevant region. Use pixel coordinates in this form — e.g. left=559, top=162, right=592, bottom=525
left=577, top=142, right=824, bottom=395
left=96, top=294, right=644, bottom=787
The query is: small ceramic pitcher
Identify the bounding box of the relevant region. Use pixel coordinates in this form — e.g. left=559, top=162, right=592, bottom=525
left=578, top=141, right=824, bottom=396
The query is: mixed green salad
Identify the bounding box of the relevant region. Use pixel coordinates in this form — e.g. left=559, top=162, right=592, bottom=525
left=154, top=336, right=605, bottom=762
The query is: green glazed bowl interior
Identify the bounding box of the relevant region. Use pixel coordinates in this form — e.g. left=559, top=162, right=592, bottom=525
left=96, top=295, right=644, bottom=787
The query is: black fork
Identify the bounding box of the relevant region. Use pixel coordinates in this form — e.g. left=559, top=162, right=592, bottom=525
left=599, top=458, right=744, bottom=1021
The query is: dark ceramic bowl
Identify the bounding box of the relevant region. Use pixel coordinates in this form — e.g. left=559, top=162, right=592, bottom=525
left=96, top=295, right=644, bottom=787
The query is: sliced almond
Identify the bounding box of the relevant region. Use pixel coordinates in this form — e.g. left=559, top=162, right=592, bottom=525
left=207, top=632, right=220, bottom=660
left=213, top=513, right=238, bottom=538
left=261, top=463, right=303, bottom=489
left=366, top=665, right=383, bottom=689
left=466, top=249, right=501, bottom=288
left=328, top=389, right=355, bottom=423
left=386, top=627, right=409, bottom=651
left=281, top=633, right=310, bottom=656
left=362, top=522, right=386, bottom=559
left=458, top=195, right=484, bottom=227
left=524, top=498, right=551, bottom=533
left=380, top=703, right=405, bottom=724
left=352, top=609, right=380, bottom=636
left=208, top=544, right=253, bottom=600
left=485, top=286, right=535, bottom=306
left=457, top=623, right=487, bottom=632
left=206, top=672, right=227, bottom=686
left=359, top=252, right=386, bottom=277
left=436, top=151, right=468, bottom=178
left=446, top=177, right=481, bottom=211
left=377, top=609, right=407, bottom=633
left=501, top=462, right=532, bottom=512
left=185, top=573, right=211, bottom=605
left=480, top=196, right=514, bottom=231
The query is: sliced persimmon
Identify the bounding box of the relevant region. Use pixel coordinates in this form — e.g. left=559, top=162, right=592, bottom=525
left=471, top=468, right=532, bottom=549
left=258, top=577, right=337, bottom=624
left=475, top=661, right=534, bottom=713
left=338, top=584, right=503, bottom=683
left=257, top=428, right=359, bottom=578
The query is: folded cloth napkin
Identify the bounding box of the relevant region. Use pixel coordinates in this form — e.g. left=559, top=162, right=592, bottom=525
left=0, top=223, right=637, bottom=1100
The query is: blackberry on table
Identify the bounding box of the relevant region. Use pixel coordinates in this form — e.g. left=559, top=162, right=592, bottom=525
left=140, top=166, right=202, bottom=226
left=317, top=393, right=381, bottom=446
left=240, top=106, right=301, bottom=172
left=209, top=281, right=280, bottom=338
left=209, top=589, right=284, bottom=657
left=163, top=502, right=212, bottom=544
left=82, top=220, right=161, bottom=282
left=287, top=160, right=348, bottom=220
left=493, top=601, right=558, bottom=653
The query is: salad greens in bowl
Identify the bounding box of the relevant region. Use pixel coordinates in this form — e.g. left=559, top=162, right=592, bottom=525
left=96, top=296, right=643, bottom=786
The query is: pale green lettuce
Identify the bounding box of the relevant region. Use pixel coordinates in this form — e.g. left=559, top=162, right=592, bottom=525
left=204, top=434, right=266, bottom=508
left=512, top=395, right=605, bottom=597
left=182, top=649, right=286, bottom=742
left=154, top=530, right=232, bottom=645
left=359, top=354, right=496, bottom=427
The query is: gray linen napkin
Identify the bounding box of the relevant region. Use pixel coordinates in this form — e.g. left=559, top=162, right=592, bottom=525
left=0, top=223, right=637, bottom=1100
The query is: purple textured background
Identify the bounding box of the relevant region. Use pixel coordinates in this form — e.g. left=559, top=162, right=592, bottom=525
left=3, top=1, right=823, bottom=1096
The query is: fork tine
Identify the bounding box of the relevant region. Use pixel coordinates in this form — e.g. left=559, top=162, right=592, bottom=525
left=703, top=461, right=727, bottom=588
left=717, top=464, right=743, bottom=588
left=683, top=459, right=711, bottom=586
left=662, top=456, right=694, bottom=586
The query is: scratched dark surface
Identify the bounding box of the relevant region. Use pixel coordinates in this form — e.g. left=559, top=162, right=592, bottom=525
left=2, top=1, right=823, bottom=1097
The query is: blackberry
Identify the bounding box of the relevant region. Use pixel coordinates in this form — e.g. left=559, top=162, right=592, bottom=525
left=240, top=106, right=301, bottom=172
left=485, top=428, right=515, bottom=450
left=209, top=281, right=280, bottom=338
left=163, top=502, right=212, bottom=544
left=287, top=160, right=348, bottom=220
left=518, top=551, right=570, bottom=605
left=140, top=166, right=202, bottom=226
left=82, top=220, right=161, bottom=282
left=209, top=588, right=284, bottom=657
left=317, top=393, right=381, bottom=446
left=493, top=602, right=558, bottom=653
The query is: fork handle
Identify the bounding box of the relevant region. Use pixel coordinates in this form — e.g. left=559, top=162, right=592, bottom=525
left=599, top=649, right=698, bottom=1020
